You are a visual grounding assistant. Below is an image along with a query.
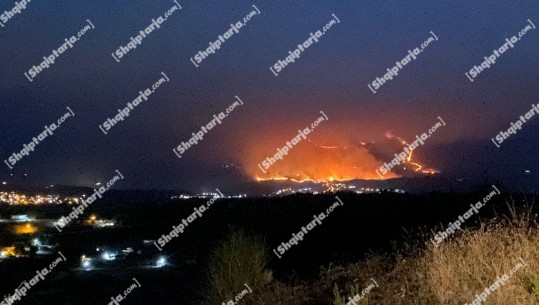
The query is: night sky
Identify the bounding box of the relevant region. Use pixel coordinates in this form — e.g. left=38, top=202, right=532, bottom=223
left=0, top=0, right=538, bottom=192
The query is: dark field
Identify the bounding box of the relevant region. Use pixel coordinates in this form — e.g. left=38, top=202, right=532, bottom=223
left=0, top=189, right=533, bottom=305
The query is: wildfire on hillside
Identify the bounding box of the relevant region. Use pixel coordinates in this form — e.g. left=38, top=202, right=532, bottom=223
left=251, top=134, right=438, bottom=183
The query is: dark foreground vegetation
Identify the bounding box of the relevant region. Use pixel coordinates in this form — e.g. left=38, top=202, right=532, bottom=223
left=1, top=187, right=537, bottom=304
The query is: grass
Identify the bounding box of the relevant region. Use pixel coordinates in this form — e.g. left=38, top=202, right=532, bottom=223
left=206, top=230, right=270, bottom=305
left=326, top=202, right=539, bottom=305
left=205, top=201, right=539, bottom=305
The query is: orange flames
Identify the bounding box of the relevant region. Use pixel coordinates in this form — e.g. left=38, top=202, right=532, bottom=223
left=384, top=132, right=439, bottom=175
left=249, top=133, right=438, bottom=183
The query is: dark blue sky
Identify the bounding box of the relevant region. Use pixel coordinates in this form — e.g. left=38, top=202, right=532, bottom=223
left=0, top=0, right=538, bottom=192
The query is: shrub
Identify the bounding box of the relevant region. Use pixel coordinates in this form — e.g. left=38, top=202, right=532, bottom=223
left=207, top=230, right=268, bottom=304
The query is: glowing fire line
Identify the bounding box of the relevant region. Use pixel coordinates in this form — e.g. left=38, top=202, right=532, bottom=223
left=385, top=132, right=438, bottom=175
left=252, top=133, right=438, bottom=183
